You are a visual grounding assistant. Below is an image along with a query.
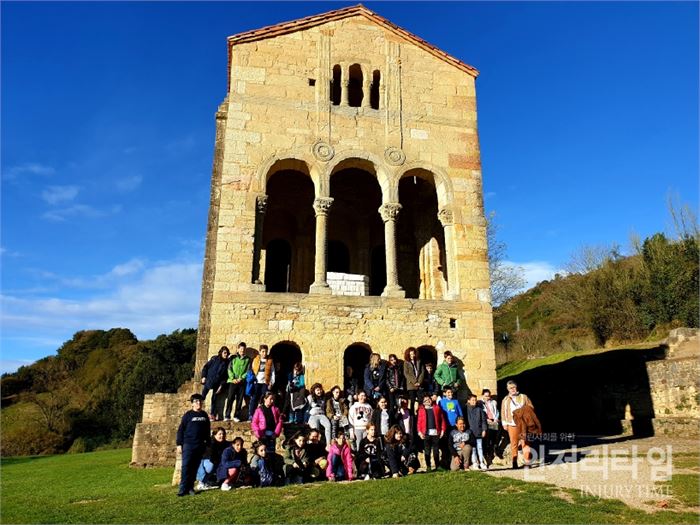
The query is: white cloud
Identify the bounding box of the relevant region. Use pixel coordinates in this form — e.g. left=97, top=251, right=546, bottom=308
left=41, top=204, right=120, bottom=222
left=1, top=260, right=202, bottom=342
left=504, top=260, right=565, bottom=291
left=115, top=174, right=143, bottom=192
left=41, top=185, right=80, bottom=205
left=4, top=162, right=55, bottom=180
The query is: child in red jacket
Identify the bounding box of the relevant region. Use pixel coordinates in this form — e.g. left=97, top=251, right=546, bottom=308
left=417, top=394, right=447, bottom=471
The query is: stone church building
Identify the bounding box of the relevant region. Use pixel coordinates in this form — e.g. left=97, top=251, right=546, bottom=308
left=132, top=4, right=496, bottom=468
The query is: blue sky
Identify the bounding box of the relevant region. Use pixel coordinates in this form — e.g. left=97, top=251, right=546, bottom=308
left=2, top=2, right=698, bottom=373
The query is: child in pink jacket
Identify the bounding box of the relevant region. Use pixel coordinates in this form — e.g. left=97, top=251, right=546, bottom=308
left=326, top=431, right=354, bottom=481
left=251, top=392, right=283, bottom=452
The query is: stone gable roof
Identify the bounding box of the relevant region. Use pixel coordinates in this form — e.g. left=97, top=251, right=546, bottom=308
left=227, top=4, right=479, bottom=78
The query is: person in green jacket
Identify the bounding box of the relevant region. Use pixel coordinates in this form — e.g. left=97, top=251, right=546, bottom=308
left=435, top=351, right=465, bottom=394
left=225, top=342, right=251, bottom=422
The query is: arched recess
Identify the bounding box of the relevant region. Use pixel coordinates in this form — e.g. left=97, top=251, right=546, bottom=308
left=263, top=164, right=315, bottom=293
left=344, top=343, right=372, bottom=393
left=329, top=158, right=384, bottom=295
left=348, top=64, right=363, bottom=107
left=270, top=341, right=303, bottom=394
left=397, top=169, right=447, bottom=299
left=417, top=345, right=438, bottom=368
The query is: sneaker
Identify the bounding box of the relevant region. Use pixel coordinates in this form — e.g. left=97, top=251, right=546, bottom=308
left=208, top=415, right=216, bottom=421
left=480, top=463, right=488, bottom=470
left=223, top=417, right=231, bottom=422
left=233, top=417, right=240, bottom=423
left=363, top=474, right=370, bottom=481
left=220, top=483, right=232, bottom=491
left=195, top=481, right=206, bottom=491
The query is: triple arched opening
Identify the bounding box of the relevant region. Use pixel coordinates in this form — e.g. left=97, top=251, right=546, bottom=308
left=259, top=158, right=449, bottom=299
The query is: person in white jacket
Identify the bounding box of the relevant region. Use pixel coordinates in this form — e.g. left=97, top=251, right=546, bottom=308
left=348, top=390, right=374, bottom=451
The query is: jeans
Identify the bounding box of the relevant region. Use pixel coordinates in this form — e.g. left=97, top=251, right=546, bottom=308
left=308, top=414, right=332, bottom=445
left=249, top=383, right=268, bottom=416
left=196, top=459, right=214, bottom=482
left=471, top=438, right=486, bottom=466
left=423, top=435, right=440, bottom=470
left=330, top=454, right=346, bottom=481
left=225, top=381, right=246, bottom=420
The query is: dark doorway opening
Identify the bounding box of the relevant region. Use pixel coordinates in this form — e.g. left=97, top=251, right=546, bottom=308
left=270, top=341, right=303, bottom=394
left=328, top=240, right=350, bottom=273
left=370, top=245, right=386, bottom=296
left=265, top=239, right=291, bottom=292
left=417, top=345, right=438, bottom=367
left=344, top=343, right=372, bottom=393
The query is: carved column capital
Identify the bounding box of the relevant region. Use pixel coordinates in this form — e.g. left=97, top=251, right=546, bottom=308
left=256, top=194, right=268, bottom=215
left=438, top=208, right=454, bottom=226
left=313, top=197, right=334, bottom=217
left=379, top=202, right=402, bottom=222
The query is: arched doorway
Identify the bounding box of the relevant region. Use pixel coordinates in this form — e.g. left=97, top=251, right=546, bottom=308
left=269, top=341, right=303, bottom=395
left=264, top=239, right=291, bottom=292
left=417, top=345, right=437, bottom=367
left=343, top=343, right=372, bottom=393
left=262, top=164, right=315, bottom=292
left=329, top=160, right=384, bottom=295
left=397, top=170, right=447, bottom=299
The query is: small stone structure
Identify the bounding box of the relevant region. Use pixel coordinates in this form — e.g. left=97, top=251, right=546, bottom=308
left=327, top=272, right=369, bottom=296
left=132, top=4, right=496, bottom=471
left=645, top=328, right=699, bottom=436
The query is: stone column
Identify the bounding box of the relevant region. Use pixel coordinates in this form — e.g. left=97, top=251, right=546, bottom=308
left=379, top=203, right=405, bottom=298
left=341, top=64, right=350, bottom=106
left=251, top=194, right=268, bottom=286
left=310, top=197, right=334, bottom=294
left=362, top=66, right=371, bottom=108
left=438, top=208, right=457, bottom=299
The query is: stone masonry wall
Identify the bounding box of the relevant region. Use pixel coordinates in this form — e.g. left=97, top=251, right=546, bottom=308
left=203, top=291, right=496, bottom=394
left=645, top=328, right=699, bottom=437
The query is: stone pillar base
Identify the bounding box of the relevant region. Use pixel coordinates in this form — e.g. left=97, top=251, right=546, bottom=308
left=309, top=282, right=333, bottom=295
left=381, top=285, right=405, bottom=298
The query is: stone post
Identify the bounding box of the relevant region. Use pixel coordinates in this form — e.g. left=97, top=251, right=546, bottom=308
left=379, top=202, right=405, bottom=297
left=341, top=64, right=350, bottom=106
left=310, top=197, right=334, bottom=294
left=362, top=66, right=371, bottom=108
left=252, top=194, right=267, bottom=286
left=438, top=207, right=457, bottom=299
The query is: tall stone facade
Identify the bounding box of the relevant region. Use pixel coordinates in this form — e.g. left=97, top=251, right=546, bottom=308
left=132, top=5, right=496, bottom=468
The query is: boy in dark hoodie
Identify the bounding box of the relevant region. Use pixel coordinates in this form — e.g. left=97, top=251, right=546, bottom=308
left=466, top=394, right=488, bottom=469
left=176, top=393, right=211, bottom=496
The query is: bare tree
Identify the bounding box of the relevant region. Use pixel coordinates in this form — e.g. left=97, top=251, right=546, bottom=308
left=487, top=212, right=526, bottom=306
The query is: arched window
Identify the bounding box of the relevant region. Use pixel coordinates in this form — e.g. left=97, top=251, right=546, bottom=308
left=370, top=70, right=381, bottom=110
left=348, top=64, right=363, bottom=107
left=331, top=65, right=342, bottom=106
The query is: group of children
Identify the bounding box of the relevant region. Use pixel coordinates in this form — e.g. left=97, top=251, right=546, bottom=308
left=176, top=344, right=540, bottom=495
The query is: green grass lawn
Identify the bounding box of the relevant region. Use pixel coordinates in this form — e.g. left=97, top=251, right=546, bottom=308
left=496, top=341, right=663, bottom=380
left=1, top=448, right=698, bottom=524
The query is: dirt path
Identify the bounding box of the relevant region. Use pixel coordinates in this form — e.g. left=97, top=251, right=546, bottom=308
left=484, top=435, right=699, bottom=512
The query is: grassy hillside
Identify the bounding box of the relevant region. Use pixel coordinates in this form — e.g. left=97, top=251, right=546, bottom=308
left=492, top=229, right=698, bottom=366
left=0, top=328, right=196, bottom=456
left=1, top=449, right=698, bottom=524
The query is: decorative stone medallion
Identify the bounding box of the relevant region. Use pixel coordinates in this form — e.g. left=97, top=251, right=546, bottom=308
left=312, top=141, right=335, bottom=162
left=384, top=147, right=406, bottom=166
